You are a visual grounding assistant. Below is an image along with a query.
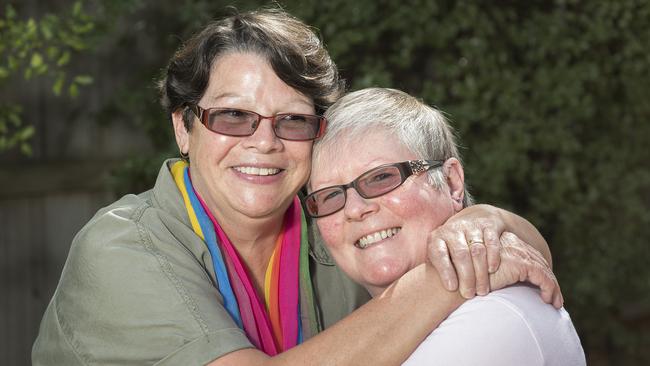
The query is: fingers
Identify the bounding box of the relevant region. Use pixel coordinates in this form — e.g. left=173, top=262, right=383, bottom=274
left=499, top=232, right=564, bottom=309
left=466, top=231, right=489, bottom=296
left=427, top=226, right=477, bottom=298
left=444, top=230, right=476, bottom=299
left=526, top=261, right=564, bottom=309
left=552, top=287, right=564, bottom=309
left=483, top=226, right=501, bottom=273
left=429, top=225, right=495, bottom=299
left=427, top=235, right=458, bottom=291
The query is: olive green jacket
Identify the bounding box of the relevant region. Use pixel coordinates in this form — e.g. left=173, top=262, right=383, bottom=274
left=32, top=159, right=370, bottom=365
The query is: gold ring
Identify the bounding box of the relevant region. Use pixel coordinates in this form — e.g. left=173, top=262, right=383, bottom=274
left=468, top=238, right=484, bottom=246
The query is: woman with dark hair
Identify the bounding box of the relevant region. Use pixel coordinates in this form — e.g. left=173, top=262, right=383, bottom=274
left=33, top=9, right=560, bottom=365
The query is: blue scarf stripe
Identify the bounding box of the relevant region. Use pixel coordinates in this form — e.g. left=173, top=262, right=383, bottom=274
left=297, top=309, right=303, bottom=343
left=183, top=168, right=242, bottom=328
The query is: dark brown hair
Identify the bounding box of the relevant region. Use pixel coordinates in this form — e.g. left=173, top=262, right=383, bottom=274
left=159, top=8, right=344, bottom=129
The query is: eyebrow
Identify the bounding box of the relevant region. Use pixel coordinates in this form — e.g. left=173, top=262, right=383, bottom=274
left=309, top=159, right=392, bottom=191
left=207, top=93, right=314, bottom=110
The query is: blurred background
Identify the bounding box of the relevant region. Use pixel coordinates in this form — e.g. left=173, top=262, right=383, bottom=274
left=1, top=0, right=649, bottom=364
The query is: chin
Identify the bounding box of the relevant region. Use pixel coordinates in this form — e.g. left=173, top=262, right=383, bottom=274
left=237, top=194, right=292, bottom=216
left=362, top=262, right=409, bottom=289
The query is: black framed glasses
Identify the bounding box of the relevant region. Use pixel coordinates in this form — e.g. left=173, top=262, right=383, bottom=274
left=305, top=159, right=444, bottom=218
left=188, top=105, right=327, bottom=141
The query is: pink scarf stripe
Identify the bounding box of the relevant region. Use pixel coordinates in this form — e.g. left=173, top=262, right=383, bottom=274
left=199, top=198, right=278, bottom=355
left=279, top=197, right=301, bottom=350
left=214, top=219, right=277, bottom=354
left=221, top=250, right=260, bottom=347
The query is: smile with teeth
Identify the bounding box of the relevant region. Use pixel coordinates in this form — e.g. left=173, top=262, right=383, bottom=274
left=355, top=227, right=401, bottom=249
left=233, top=166, right=281, bottom=176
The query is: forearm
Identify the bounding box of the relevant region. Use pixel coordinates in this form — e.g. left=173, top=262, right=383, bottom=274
left=209, top=264, right=464, bottom=366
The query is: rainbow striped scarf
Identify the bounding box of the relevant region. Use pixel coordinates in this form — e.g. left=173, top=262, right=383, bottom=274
left=171, top=160, right=318, bottom=355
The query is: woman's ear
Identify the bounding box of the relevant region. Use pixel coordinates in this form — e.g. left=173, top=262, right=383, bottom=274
left=444, top=158, right=465, bottom=212
left=172, top=109, right=190, bottom=157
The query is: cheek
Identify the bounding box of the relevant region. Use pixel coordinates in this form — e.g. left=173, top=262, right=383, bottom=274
left=316, top=218, right=344, bottom=251
left=384, top=188, right=452, bottom=258
left=287, top=144, right=313, bottom=180
left=191, top=131, right=235, bottom=164
left=384, top=192, right=434, bottom=221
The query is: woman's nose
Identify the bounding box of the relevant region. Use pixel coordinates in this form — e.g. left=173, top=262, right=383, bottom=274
left=343, top=188, right=379, bottom=221
left=242, top=117, right=283, bottom=153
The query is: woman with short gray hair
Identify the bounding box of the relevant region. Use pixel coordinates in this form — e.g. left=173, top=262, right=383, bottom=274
left=309, top=87, right=585, bottom=365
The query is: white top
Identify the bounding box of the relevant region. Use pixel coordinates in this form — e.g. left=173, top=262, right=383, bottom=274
left=403, top=284, right=586, bottom=366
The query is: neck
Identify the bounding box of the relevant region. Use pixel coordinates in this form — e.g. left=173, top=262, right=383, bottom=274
left=367, top=285, right=388, bottom=298
left=367, top=259, right=428, bottom=298
left=210, top=203, right=288, bottom=296
left=216, top=209, right=285, bottom=251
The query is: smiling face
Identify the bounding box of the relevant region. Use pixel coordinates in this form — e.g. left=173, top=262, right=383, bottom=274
left=310, top=130, right=457, bottom=297
left=173, top=52, right=314, bottom=226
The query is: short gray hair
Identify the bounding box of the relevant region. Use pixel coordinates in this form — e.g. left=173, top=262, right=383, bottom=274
left=314, top=87, right=473, bottom=207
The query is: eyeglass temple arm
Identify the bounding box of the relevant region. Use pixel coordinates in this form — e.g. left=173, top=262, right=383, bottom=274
left=408, top=159, right=444, bottom=175
left=186, top=105, right=203, bottom=121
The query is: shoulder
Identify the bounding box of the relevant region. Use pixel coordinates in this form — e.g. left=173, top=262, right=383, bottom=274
left=64, top=159, right=208, bottom=285
left=63, top=190, right=173, bottom=284
left=33, top=161, right=251, bottom=365
left=403, top=285, right=585, bottom=366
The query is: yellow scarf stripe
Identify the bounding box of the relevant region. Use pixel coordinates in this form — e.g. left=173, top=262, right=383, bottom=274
left=171, top=160, right=205, bottom=241
left=264, top=247, right=277, bottom=310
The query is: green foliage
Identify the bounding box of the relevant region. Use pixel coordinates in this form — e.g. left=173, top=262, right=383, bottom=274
left=0, top=1, right=95, bottom=155
left=0, top=104, right=32, bottom=155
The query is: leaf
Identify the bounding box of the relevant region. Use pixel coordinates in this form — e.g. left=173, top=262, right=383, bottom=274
left=6, top=5, right=16, bottom=20
left=41, top=20, right=53, bottom=40
left=36, top=63, right=48, bottom=75
left=74, top=75, right=93, bottom=85
left=57, top=51, right=70, bottom=66
left=19, top=125, right=35, bottom=139
left=7, top=56, right=18, bottom=70
left=8, top=112, right=21, bottom=126
left=52, top=73, right=65, bottom=96
left=74, top=21, right=95, bottom=34
left=30, top=52, right=44, bottom=68
left=73, top=1, right=83, bottom=17
left=0, top=67, right=8, bottom=79
left=68, top=82, right=79, bottom=98
left=26, top=18, right=37, bottom=39
left=63, top=36, right=86, bottom=51
left=46, top=46, right=59, bottom=60
left=20, top=142, right=32, bottom=155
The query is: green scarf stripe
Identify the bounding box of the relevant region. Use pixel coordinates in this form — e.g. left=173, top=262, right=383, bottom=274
left=299, top=208, right=320, bottom=337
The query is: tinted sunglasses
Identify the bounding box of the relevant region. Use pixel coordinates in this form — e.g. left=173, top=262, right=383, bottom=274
left=189, top=105, right=327, bottom=141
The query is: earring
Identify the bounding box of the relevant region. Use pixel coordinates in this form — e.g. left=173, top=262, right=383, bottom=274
left=180, top=151, right=189, bottom=160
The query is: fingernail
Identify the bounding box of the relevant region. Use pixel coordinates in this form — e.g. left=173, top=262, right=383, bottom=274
left=461, top=288, right=476, bottom=299
left=445, top=279, right=455, bottom=290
